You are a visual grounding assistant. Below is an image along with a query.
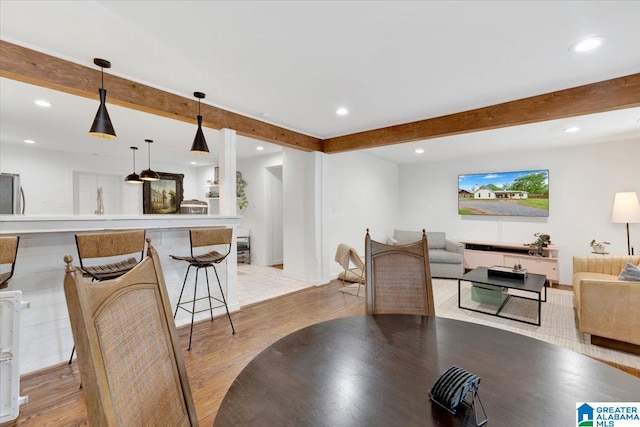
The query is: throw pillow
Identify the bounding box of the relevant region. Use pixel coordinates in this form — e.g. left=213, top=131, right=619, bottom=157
left=618, top=263, right=640, bottom=281
left=386, top=237, right=399, bottom=245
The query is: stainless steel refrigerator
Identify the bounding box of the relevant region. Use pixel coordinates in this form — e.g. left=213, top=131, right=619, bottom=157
left=0, top=173, right=24, bottom=214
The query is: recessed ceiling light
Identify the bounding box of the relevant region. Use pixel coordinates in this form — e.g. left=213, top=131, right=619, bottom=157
left=336, top=107, right=349, bottom=116
left=261, top=112, right=271, bottom=118
left=24, top=139, right=35, bottom=144
left=256, top=146, right=264, bottom=151
left=563, top=127, right=580, bottom=133
left=415, top=148, right=424, bottom=154
left=190, top=161, right=197, bottom=165
left=570, top=37, right=603, bottom=52
left=34, top=99, right=52, bottom=107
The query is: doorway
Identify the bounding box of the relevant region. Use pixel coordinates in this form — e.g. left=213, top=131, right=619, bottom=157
left=266, top=165, right=283, bottom=266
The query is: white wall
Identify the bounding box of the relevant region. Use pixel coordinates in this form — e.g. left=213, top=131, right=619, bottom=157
left=398, top=138, right=640, bottom=285
left=323, top=150, right=400, bottom=280
left=237, top=152, right=283, bottom=265
left=1, top=143, right=200, bottom=215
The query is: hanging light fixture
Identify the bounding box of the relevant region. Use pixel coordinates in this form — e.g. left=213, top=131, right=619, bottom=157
left=190, top=91, right=209, bottom=155
left=140, top=139, right=160, bottom=181
left=88, top=58, right=117, bottom=139
left=125, top=146, right=143, bottom=184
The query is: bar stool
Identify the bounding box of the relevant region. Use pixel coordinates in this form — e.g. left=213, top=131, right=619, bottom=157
left=170, top=227, right=236, bottom=350
left=0, top=236, right=20, bottom=289
left=68, top=230, right=146, bottom=364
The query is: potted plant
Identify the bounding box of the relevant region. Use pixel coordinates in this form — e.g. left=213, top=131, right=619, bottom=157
left=589, top=239, right=610, bottom=254
left=236, top=171, right=249, bottom=213
left=527, top=232, right=551, bottom=257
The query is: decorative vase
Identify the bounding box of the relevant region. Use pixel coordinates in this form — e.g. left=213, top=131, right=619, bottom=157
left=593, top=244, right=605, bottom=254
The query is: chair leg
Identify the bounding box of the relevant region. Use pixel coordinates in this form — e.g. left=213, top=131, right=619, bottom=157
left=204, top=267, right=214, bottom=321
left=68, top=345, right=75, bottom=365
left=188, top=267, right=199, bottom=350
left=212, top=265, right=235, bottom=334
left=174, top=265, right=191, bottom=319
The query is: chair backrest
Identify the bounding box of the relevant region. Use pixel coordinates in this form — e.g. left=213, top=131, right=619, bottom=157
left=63, top=239, right=198, bottom=426
left=365, top=229, right=435, bottom=316
left=0, top=236, right=20, bottom=287
left=0, top=236, right=19, bottom=265
left=190, top=227, right=232, bottom=254
left=335, top=243, right=351, bottom=271
left=75, top=230, right=145, bottom=262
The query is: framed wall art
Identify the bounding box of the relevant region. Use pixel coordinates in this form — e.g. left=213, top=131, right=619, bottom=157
left=143, top=172, right=184, bottom=214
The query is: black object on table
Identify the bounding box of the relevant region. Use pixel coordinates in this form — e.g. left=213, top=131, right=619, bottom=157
left=214, top=314, right=640, bottom=426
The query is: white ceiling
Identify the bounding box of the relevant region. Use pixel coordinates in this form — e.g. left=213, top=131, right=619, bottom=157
left=1, top=1, right=639, bottom=166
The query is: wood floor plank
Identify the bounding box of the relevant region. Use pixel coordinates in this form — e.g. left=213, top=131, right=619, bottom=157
left=4, top=280, right=364, bottom=426
left=3, top=279, right=637, bottom=427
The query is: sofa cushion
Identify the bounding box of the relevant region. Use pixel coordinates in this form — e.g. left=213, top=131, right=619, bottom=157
left=393, top=230, right=446, bottom=249
left=572, top=272, right=618, bottom=320
left=429, top=249, right=463, bottom=265
left=618, top=263, right=640, bottom=281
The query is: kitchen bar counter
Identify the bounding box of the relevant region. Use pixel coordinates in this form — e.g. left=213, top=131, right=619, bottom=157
left=0, top=214, right=241, bottom=235
left=0, top=214, right=242, bottom=374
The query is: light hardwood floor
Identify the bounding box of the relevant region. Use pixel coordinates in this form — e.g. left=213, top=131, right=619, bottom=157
left=3, top=280, right=638, bottom=427
left=3, top=280, right=364, bottom=426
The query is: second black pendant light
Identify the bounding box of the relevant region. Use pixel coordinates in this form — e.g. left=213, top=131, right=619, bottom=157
left=89, top=58, right=117, bottom=139
left=191, top=91, right=209, bottom=155
left=140, top=139, right=160, bottom=181
left=125, top=146, right=143, bottom=184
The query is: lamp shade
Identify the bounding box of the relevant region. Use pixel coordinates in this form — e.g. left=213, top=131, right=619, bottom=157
left=125, top=146, right=143, bottom=184
left=190, top=115, right=209, bottom=154
left=140, top=169, right=160, bottom=181
left=89, top=88, right=116, bottom=139
left=190, top=92, right=210, bottom=155
left=611, top=192, right=640, bottom=223
left=140, top=139, right=160, bottom=181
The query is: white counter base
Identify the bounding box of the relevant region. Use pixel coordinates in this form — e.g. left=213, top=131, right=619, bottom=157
left=0, top=215, right=241, bottom=374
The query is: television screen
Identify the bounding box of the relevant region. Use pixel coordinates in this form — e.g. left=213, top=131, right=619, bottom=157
left=458, top=169, right=549, bottom=217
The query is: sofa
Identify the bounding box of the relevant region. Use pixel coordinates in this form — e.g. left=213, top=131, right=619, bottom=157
left=390, top=230, right=464, bottom=279
left=573, top=255, right=640, bottom=353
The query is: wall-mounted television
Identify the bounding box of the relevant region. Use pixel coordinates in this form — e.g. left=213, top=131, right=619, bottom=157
left=458, top=169, right=549, bottom=217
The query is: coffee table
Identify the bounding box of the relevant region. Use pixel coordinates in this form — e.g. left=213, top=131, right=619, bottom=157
left=458, top=267, right=547, bottom=326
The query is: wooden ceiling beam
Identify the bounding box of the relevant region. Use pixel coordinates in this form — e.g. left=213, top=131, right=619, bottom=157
left=0, top=40, right=323, bottom=152
left=323, top=73, right=640, bottom=153
left=3, top=40, right=639, bottom=156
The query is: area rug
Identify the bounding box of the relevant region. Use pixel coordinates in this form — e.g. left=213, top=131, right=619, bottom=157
left=433, top=279, right=640, bottom=369
left=338, top=283, right=365, bottom=298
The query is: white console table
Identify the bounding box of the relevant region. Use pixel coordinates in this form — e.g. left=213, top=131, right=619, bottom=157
left=460, top=240, right=559, bottom=285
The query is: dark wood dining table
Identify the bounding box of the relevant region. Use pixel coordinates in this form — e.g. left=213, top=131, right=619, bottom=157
left=214, top=315, right=640, bottom=426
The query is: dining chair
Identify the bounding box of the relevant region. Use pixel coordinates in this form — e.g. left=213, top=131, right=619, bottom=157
left=334, top=243, right=365, bottom=297
left=68, top=229, right=146, bottom=363
left=63, top=238, right=199, bottom=426
left=170, top=227, right=236, bottom=350
left=0, top=236, right=20, bottom=289
left=364, top=228, right=435, bottom=316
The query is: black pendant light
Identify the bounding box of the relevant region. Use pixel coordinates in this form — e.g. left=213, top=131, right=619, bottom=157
left=89, top=58, right=117, bottom=139
left=190, top=91, right=209, bottom=155
left=125, top=146, right=143, bottom=184
left=140, top=139, right=160, bottom=181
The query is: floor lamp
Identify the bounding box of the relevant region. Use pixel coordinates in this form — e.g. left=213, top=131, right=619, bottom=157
left=611, top=192, right=640, bottom=256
